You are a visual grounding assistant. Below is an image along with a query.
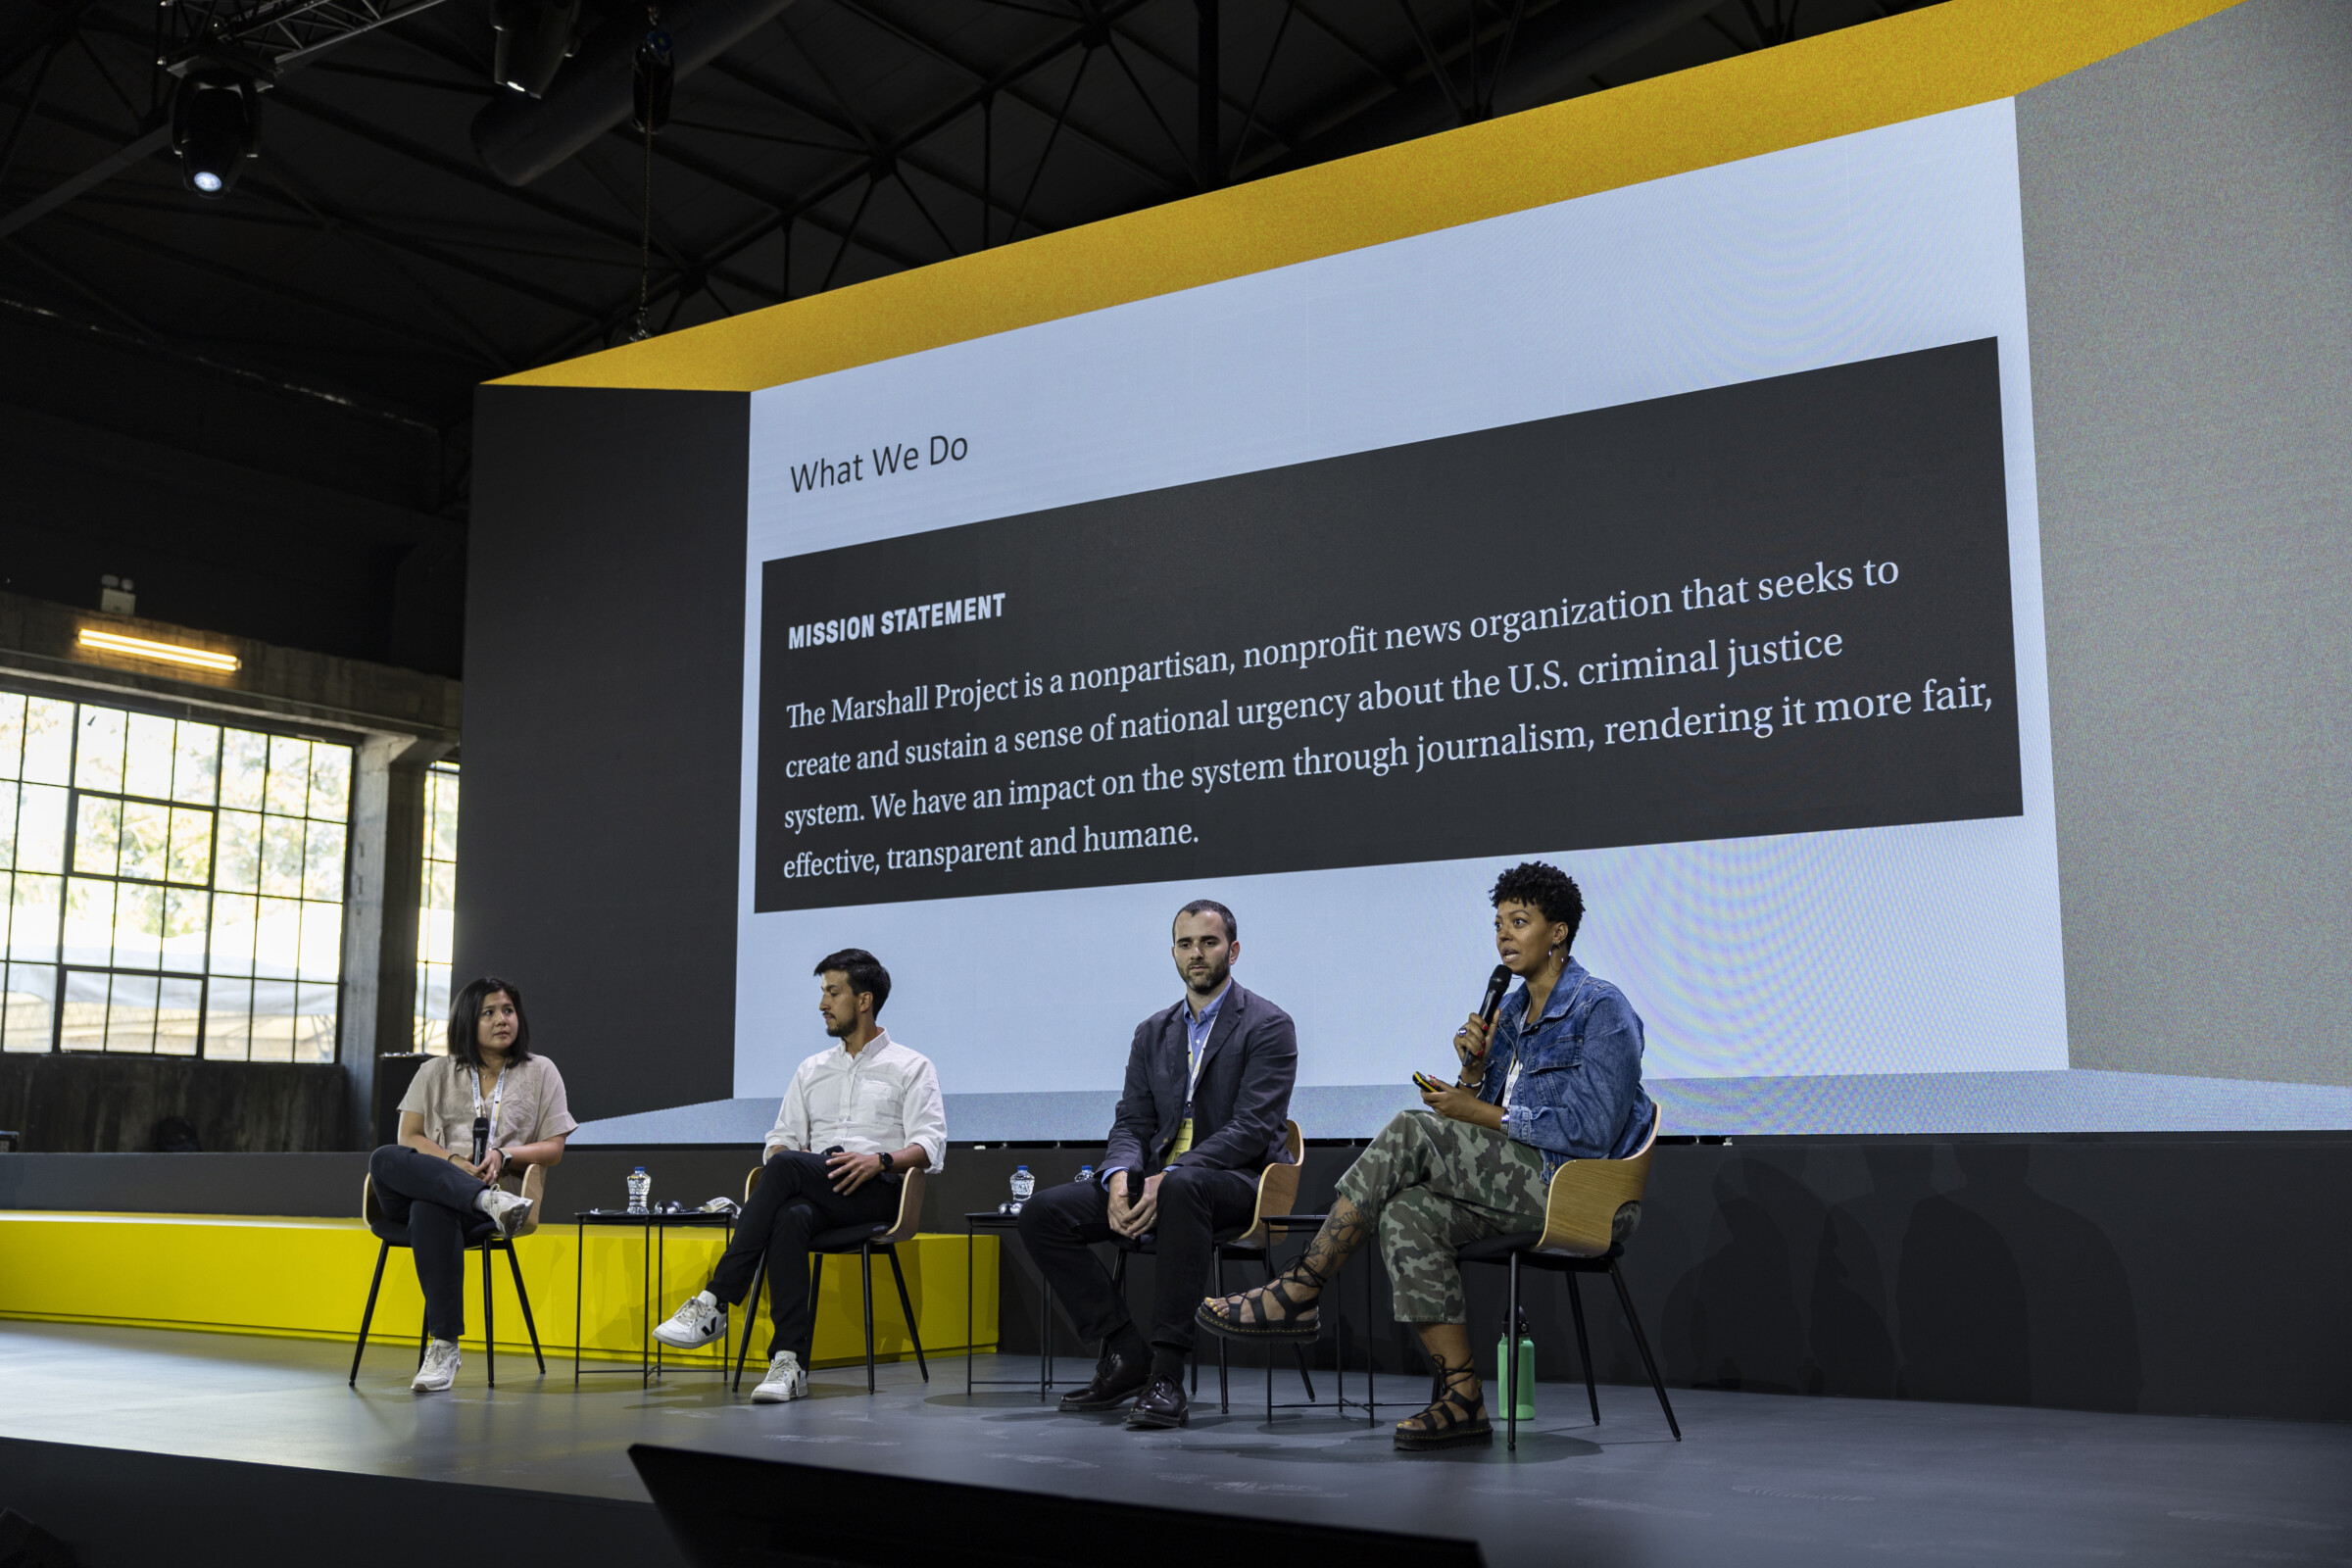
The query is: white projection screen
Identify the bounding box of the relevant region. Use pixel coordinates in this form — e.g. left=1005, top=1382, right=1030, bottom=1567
left=715, top=42, right=2352, bottom=1140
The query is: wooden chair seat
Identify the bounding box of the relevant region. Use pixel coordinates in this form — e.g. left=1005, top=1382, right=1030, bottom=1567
left=1452, top=1111, right=1679, bottom=1448
left=1107, top=1121, right=1315, bottom=1416
left=350, top=1162, right=548, bottom=1388
left=732, top=1159, right=930, bottom=1395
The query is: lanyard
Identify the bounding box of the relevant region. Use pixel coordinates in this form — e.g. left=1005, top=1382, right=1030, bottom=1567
left=471, top=1065, right=506, bottom=1144
left=1183, top=1003, right=1217, bottom=1111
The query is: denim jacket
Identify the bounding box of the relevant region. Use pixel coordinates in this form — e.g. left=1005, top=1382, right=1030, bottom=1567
left=1476, top=958, right=1656, bottom=1181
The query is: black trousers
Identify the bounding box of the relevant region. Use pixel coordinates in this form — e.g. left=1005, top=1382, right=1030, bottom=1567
left=706, top=1150, right=900, bottom=1361
left=368, top=1145, right=494, bottom=1343
left=1016, top=1164, right=1258, bottom=1354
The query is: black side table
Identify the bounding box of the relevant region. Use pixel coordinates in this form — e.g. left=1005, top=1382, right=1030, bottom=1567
left=572, top=1208, right=736, bottom=1386
left=964, top=1209, right=1063, bottom=1400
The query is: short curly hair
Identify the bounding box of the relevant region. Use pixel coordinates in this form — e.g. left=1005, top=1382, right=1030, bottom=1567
left=1489, top=861, right=1584, bottom=950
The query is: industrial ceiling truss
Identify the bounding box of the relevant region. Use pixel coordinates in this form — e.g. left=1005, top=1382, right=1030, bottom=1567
left=0, top=0, right=1936, bottom=513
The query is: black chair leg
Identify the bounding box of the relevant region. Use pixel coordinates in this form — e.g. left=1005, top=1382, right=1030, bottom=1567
left=482, top=1244, right=496, bottom=1390
left=808, top=1252, right=827, bottom=1373
left=1269, top=1252, right=1313, bottom=1405
left=1608, top=1259, right=1680, bottom=1442
left=503, top=1243, right=546, bottom=1374
left=883, top=1246, right=928, bottom=1382
left=1260, top=1257, right=1277, bottom=1424
left=859, top=1249, right=878, bottom=1394
left=732, top=1256, right=766, bottom=1392
left=350, top=1241, right=390, bottom=1386
left=1504, top=1252, right=1521, bottom=1452
left=1215, top=1253, right=1230, bottom=1414
left=1564, top=1271, right=1599, bottom=1425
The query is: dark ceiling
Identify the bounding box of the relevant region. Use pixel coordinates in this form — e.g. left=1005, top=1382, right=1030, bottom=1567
left=0, top=0, right=1935, bottom=673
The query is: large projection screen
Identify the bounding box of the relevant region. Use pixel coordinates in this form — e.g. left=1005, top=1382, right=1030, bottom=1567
left=470, top=0, right=2352, bottom=1139
left=738, top=100, right=2073, bottom=1130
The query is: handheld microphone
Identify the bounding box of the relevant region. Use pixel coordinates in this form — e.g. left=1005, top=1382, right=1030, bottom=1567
left=1477, top=963, right=1512, bottom=1030
left=470, top=1115, right=490, bottom=1165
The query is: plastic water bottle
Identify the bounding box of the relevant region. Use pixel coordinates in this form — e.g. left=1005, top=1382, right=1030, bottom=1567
left=1074, top=1164, right=1094, bottom=1185
left=1007, top=1164, right=1034, bottom=1214
left=627, top=1166, right=651, bottom=1214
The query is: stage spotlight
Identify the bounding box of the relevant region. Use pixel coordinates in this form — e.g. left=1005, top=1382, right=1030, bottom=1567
left=171, top=70, right=261, bottom=198
left=491, top=0, right=581, bottom=98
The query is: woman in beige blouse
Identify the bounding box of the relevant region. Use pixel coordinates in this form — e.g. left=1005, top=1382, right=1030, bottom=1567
left=371, top=975, right=577, bottom=1392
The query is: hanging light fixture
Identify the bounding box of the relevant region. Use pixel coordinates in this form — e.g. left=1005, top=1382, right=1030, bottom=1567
left=632, top=13, right=674, bottom=134
left=171, top=64, right=264, bottom=198
left=491, top=0, right=582, bottom=98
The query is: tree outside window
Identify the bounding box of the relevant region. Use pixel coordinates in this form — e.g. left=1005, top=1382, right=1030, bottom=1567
left=0, top=690, right=351, bottom=1061
left=414, top=760, right=459, bottom=1054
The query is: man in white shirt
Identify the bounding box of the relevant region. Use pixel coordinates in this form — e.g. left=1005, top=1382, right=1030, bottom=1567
left=654, top=949, right=946, bottom=1401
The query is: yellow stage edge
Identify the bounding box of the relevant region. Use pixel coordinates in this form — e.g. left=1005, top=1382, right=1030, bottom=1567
left=0, top=1212, right=998, bottom=1371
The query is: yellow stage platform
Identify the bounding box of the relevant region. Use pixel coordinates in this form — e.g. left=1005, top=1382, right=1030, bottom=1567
left=0, top=1211, right=996, bottom=1370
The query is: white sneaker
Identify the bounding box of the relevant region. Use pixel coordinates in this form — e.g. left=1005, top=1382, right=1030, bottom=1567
left=752, top=1351, right=808, bottom=1403
left=413, top=1339, right=461, bottom=1392
left=652, top=1294, right=727, bottom=1349
left=479, top=1189, right=533, bottom=1239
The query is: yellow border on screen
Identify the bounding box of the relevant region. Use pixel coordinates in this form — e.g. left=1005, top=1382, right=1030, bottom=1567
left=494, top=0, right=2237, bottom=395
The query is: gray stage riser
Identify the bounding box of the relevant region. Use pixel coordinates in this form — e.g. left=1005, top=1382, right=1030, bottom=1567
left=6, top=1137, right=2347, bottom=1421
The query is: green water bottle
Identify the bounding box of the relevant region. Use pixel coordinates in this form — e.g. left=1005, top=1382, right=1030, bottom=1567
left=1494, top=1309, right=1536, bottom=1422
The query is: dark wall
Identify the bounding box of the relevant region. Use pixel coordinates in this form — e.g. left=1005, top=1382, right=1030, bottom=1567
left=1628, top=1136, right=2352, bottom=1422
left=463, top=385, right=750, bottom=1123
left=0, top=317, right=466, bottom=677
left=0, top=1055, right=347, bottom=1152
left=8, top=1135, right=2346, bottom=1421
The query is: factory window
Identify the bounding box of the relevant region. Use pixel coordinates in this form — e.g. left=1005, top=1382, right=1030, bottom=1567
left=415, top=760, right=459, bottom=1053
left=0, top=690, right=350, bottom=1061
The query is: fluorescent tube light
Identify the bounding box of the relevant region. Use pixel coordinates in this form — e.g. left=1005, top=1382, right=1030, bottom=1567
left=77, top=628, right=240, bottom=673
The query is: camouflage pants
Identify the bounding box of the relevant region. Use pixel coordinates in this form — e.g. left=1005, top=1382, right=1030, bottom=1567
left=1334, top=1109, right=1547, bottom=1325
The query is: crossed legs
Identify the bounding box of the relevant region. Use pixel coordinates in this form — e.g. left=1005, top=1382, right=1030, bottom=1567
left=1198, top=1110, right=1546, bottom=1444
left=705, top=1150, right=899, bottom=1360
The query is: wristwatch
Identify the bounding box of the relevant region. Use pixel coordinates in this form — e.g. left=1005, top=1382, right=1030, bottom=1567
left=877, top=1151, right=895, bottom=1173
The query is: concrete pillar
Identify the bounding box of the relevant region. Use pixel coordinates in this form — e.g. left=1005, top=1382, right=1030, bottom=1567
left=338, top=734, right=410, bottom=1147
left=346, top=742, right=453, bottom=1149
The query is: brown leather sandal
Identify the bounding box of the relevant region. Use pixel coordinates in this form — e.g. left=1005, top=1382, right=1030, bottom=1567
left=1394, top=1356, right=1493, bottom=1451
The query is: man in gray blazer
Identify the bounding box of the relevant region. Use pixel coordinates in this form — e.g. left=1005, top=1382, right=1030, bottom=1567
left=1016, top=898, right=1298, bottom=1430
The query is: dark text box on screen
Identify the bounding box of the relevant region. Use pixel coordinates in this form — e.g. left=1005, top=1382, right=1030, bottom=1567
left=755, top=338, right=2021, bottom=911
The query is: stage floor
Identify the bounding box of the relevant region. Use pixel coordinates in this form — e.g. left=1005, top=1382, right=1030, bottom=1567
left=3, top=1320, right=2346, bottom=1566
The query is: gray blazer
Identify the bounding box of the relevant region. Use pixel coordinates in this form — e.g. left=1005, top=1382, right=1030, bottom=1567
left=1103, top=981, right=1298, bottom=1177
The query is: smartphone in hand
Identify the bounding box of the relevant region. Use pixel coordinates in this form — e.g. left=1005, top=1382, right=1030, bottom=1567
left=1412, top=1071, right=1452, bottom=1095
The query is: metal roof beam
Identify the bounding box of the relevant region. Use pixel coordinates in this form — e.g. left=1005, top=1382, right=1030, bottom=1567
left=822, top=0, right=1186, bottom=201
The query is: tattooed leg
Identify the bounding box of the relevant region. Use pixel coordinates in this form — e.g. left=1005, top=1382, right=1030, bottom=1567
left=1197, top=1197, right=1371, bottom=1333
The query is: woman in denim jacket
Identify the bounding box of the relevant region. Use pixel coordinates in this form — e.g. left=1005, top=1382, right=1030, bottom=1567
left=1199, top=861, right=1655, bottom=1451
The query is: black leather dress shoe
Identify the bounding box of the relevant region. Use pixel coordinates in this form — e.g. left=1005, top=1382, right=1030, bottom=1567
left=1124, top=1373, right=1189, bottom=1430
left=1058, top=1348, right=1151, bottom=1412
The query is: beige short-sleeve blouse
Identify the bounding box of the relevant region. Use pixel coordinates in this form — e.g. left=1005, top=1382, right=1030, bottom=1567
left=397, top=1054, right=578, bottom=1158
